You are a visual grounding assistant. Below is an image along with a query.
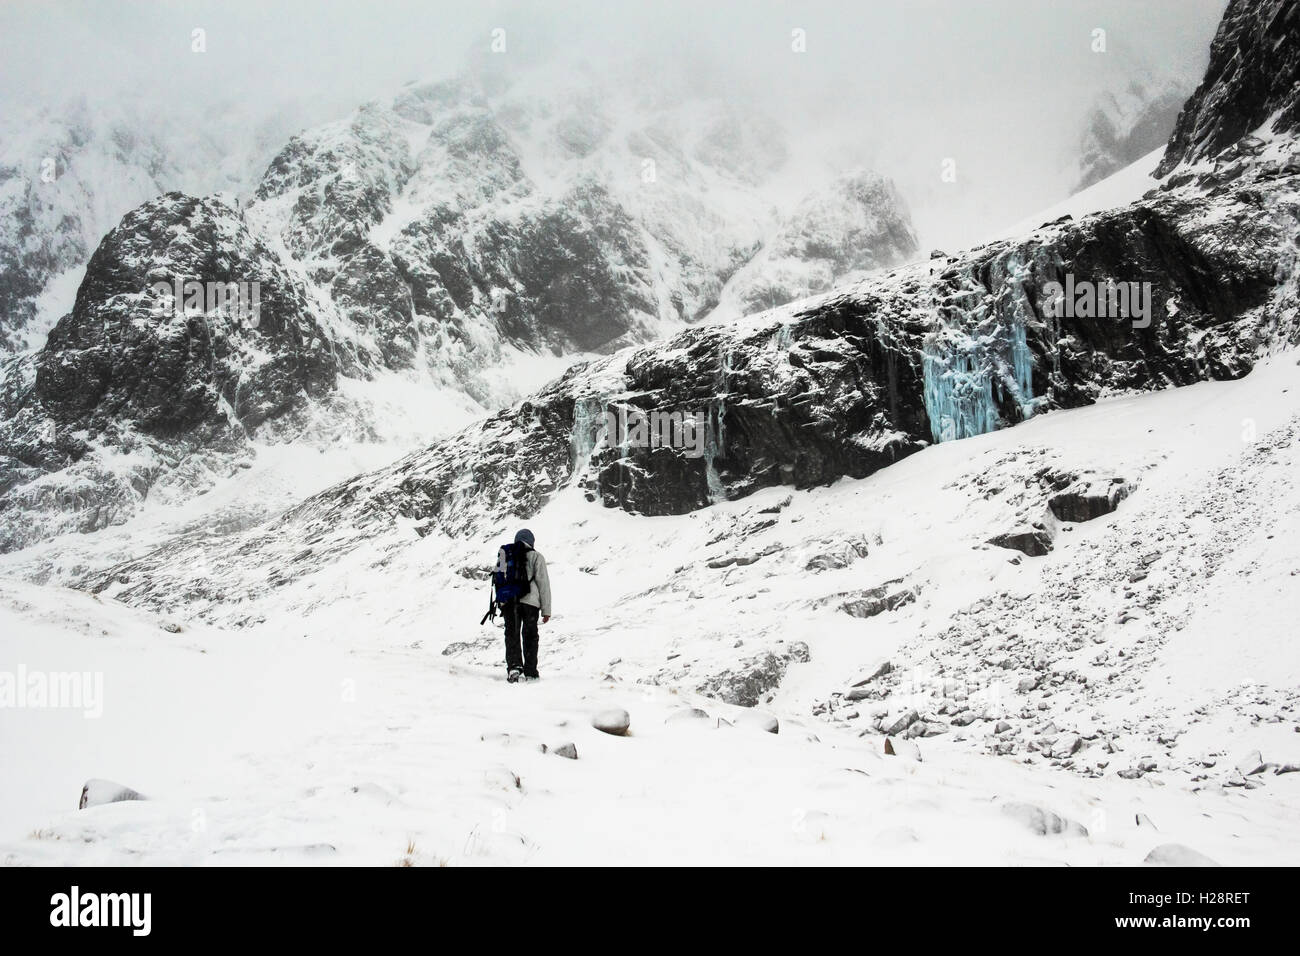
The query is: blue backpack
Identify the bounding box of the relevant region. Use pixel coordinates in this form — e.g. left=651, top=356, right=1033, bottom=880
left=481, top=541, right=532, bottom=623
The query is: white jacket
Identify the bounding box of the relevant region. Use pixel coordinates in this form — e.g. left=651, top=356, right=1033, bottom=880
left=496, top=547, right=552, bottom=617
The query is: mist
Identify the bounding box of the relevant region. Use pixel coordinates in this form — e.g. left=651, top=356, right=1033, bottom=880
left=1, top=0, right=1228, bottom=246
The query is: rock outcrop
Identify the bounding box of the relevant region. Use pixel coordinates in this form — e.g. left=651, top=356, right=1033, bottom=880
left=88, top=129, right=1300, bottom=605
left=0, top=194, right=336, bottom=551
left=1157, top=0, right=1300, bottom=175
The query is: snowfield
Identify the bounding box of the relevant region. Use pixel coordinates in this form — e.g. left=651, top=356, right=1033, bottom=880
left=2, top=350, right=1298, bottom=866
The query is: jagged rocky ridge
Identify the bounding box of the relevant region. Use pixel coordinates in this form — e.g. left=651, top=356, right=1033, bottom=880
left=88, top=132, right=1300, bottom=609
left=247, top=78, right=919, bottom=402
left=338, top=151, right=1299, bottom=528
left=65, top=0, right=1300, bottom=603
left=0, top=95, right=314, bottom=356
left=0, top=194, right=338, bottom=551
left=0, top=73, right=921, bottom=553
left=1157, top=0, right=1300, bottom=175
left=8, top=0, right=1300, bottom=574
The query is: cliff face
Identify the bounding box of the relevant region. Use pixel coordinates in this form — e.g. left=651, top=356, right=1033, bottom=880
left=1158, top=0, right=1300, bottom=175
left=343, top=146, right=1298, bottom=529
left=81, top=134, right=1300, bottom=614
left=0, top=194, right=337, bottom=551
left=5, top=1, right=1300, bottom=564
left=246, top=88, right=919, bottom=404
left=225, top=0, right=1300, bottom=544
left=0, top=78, right=922, bottom=554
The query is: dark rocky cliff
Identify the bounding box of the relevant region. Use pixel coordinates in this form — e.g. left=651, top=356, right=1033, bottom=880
left=1158, top=0, right=1300, bottom=174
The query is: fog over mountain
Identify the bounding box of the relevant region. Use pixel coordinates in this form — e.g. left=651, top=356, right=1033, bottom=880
left=1, top=0, right=1224, bottom=249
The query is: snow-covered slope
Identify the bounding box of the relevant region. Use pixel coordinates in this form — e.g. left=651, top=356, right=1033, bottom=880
left=985, top=146, right=1167, bottom=244
left=3, top=349, right=1298, bottom=866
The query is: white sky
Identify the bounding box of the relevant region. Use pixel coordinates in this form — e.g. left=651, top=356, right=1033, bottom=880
left=0, top=0, right=1229, bottom=246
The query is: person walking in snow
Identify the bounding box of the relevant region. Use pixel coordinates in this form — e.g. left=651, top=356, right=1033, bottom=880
left=489, top=528, right=552, bottom=683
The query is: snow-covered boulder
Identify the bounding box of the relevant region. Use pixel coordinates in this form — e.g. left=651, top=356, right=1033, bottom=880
left=1000, top=801, right=1089, bottom=837
left=1143, top=843, right=1221, bottom=867
left=79, top=778, right=146, bottom=810
left=592, top=709, right=631, bottom=736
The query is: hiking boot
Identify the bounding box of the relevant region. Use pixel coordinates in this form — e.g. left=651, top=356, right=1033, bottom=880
left=507, top=667, right=522, bottom=683
left=522, top=673, right=540, bottom=683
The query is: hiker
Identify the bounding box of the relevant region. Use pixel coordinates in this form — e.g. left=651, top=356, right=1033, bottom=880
left=485, top=528, right=552, bottom=683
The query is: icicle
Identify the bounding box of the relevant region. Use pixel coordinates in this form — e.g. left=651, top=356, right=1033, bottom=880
left=569, top=395, right=607, bottom=480
left=704, top=406, right=727, bottom=502
left=770, top=321, right=795, bottom=357
left=922, top=334, right=997, bottom=443
left=703, top=346, right=734, bottom=503
left=1000, top=251, right=1037, bottom=421
left=1008, top=316, right=1036, bottom=419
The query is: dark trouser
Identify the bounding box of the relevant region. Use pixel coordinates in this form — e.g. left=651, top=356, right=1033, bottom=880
left=502, top=602, right=540, bottom=677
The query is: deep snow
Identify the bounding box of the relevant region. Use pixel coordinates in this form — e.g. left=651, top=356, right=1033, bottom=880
left=2, top=350, right=1298, bottom=865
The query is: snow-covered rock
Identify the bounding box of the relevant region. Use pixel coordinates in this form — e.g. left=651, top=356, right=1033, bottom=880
left=78, top=778, right=145, bottom=810
left=548, top=742, right=579, bottom=760
left=1074, top=74, right=1190, bottom=191
left=0, top=194, right=337, bottom=552
left=0, top=70, right=920, bottom=556
left=1000, top=801, right=1088, bottom=837
left=592, top=708, right=631, bottom=736
left=1157, top=0, right=1300, bottom=175
left=1143, top=843, right=1221, bottom=867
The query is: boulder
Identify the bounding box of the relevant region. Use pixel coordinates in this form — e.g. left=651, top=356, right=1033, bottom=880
left=1049, top=734, right=1084, bottom=758
left=988, top=512, right=1058, bottom=557
left=1235, top=750, right=1267, bottom=776
left=79, top=779, right=146, bottom=810
left=744, top=713, right=779, bottom=734
left=1143, top=843, right=1221, bottom=867
left=884, top=709, right=920, bottom=736
left=884, top=737, right=922, bottom=761
left=850, top=659, right=894, bottom=688
left=592, top=709, right=631, bottom=736
left=903, top=720, right=946, bottom=739
left=1000, top=801, right=1088, bottom=837
left=1047, top=479, right=1134, bottom=523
